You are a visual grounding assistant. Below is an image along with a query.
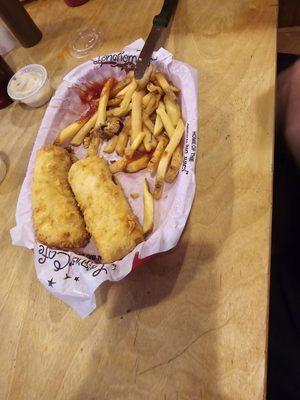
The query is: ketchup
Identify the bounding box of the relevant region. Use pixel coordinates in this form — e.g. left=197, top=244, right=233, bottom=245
left=76, top=81, right=104, bottom=105
left=78, top=103, right=99, bottom=122
left=71, top=81, right=102, bottom=121
left=71, top=78, right=117, bottom=123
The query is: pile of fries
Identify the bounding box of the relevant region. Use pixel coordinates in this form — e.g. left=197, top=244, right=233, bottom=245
left=54, top=66, right=185, bottom=235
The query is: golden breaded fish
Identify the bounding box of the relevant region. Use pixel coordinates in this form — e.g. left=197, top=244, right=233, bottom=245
left=32, top=145, right=89, bottom=249
left=68, top=156, right=144, bottom=263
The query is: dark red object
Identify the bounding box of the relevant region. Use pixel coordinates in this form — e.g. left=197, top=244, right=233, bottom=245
left=0, top=56, right=13, bottom=109
left=64, top=0, right=89, bottom=7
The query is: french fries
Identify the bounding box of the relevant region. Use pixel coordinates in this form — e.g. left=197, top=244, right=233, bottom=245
left=113, top=79, right=137, bottom=117
left=125, top=154, right=150, bottom=173
left=54, top=118, right=88, bottom=145
left=103, top=135, right=118, bottom=153
left=143, top=127, right=152, bottom=152
left=71, top=113, right=98, bottom=146
left=142, top=92, right=153, bottom=108
left=110, top=76, right=131, bottom=98
left=116, top=130, right=129, bottom=156
left=113, top=104, right=132, bottom=118
left=108, top=97, right=123, bottom=107
left=116, top=83, right=131, bottom=98
left=155, top=72, right=177, bottom=101
left=147, top=135, right=169, bottom=173
left=153, top=102, right=165, bottom=136
left=154, top=119, right=185, bottom=199
left=156, top=106, right=175, bottom=138
left=143, top=113, right=154, bottom=133
left=58, top=67, right=186, bottom=203
left=109, top=158, right=128, bottom=174
left=106, top=108, right=116, bottom=117
left=116, top=118, right=130, bottom=156
left=126, top=131, right=146, bottom=158
left=143, top=178, right=154, bottom=235
left=147, top=82, right=163, bottom=95
left=138, top=143, right=146, bottom=153
left=164, top=95, right=180, bottom=127
left=151, top=135, right=158, bottom=150
left=145, top=93, right=160, bottom=116
left=95, top=78, right=114, bottom=130
left=87, top=133, right=101, bottom=157
left=170, top=84, right=180, bottom=93
left=144, top=93, right=156, bottom=115
left=131, top=91, right=143, bottom=142
left=165, top=143, right=183, bottom=183
left=137, top=65, right=153, bottom=90
left=154, top=114, right=163, bottom=137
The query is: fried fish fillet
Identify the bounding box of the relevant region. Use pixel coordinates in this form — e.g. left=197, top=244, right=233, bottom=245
left=31, top=145, right=89, bottom=249
left=68, top=156, right=144, bottom=263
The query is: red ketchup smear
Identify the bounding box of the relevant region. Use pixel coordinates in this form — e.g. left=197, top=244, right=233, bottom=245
left=72, top=78, right=117, bottom=121
left=76, top=81, right=103, bottom=105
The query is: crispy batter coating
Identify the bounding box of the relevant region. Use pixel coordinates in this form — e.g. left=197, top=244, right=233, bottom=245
left=68, top=156, right=144, bottom=263
left=31, top=145, right=89, bottom=249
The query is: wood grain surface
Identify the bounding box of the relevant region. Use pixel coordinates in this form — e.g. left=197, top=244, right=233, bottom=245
left=0, top=0, right=277, bottom=399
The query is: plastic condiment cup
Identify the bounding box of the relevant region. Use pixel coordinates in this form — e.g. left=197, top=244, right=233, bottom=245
left=7, top=64, right=53, bottom=108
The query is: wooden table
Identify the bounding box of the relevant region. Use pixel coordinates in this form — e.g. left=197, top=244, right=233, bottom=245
left=0, top=1, right=277, bottom=399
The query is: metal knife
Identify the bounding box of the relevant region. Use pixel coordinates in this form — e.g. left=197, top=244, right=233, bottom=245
left=134, top=0, right=178, bottom=79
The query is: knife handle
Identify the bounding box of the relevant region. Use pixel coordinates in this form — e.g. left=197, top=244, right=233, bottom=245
left=153, top=0, right=178, bottom=28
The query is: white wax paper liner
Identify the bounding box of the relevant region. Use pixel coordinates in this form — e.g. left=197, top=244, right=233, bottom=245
left=10, top=39, right=198, bottom=318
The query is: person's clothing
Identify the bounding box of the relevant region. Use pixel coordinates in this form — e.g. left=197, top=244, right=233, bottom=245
left=267, top=53, right=300, bottom=400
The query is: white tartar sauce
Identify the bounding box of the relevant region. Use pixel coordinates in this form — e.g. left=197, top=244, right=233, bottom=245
left=9, top=69, right=43, bottom=98
left=7, top=64, right=53, bottom=107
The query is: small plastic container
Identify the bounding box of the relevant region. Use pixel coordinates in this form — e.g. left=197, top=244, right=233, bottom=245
left=7, top=64, right=53, bottom=107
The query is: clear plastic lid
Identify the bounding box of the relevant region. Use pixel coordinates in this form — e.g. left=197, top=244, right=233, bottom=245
left=68, top=27, right=103, bottom=58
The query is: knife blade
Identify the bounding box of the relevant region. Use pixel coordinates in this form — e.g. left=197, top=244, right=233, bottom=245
left=134, top=0, right=178, bottom=79
left=134, top=26, right=164, bottom=79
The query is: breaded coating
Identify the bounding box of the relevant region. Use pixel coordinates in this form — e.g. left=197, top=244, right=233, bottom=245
left=31, top=145, right=89, bottom=249
left=68, top=156, right=144, bottom=263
